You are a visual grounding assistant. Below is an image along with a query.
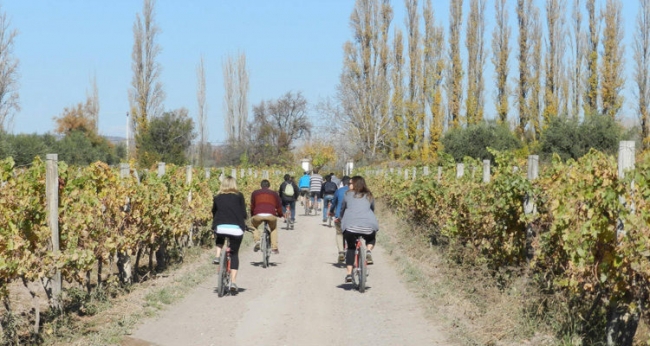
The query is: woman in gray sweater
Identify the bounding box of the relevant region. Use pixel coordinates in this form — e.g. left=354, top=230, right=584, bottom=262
left=340, top=175, right=378, bottom=283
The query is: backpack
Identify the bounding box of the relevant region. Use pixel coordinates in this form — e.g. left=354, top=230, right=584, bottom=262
left=283, top=182, right=295, bottom=197
left=323, top=181, right=338, bottom=194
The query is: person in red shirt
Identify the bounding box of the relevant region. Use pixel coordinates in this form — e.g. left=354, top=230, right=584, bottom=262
left=250, top=179, right=284, bottom=254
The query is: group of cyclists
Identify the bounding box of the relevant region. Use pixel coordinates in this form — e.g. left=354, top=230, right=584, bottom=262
left=210, top=169, right=379, bottom=294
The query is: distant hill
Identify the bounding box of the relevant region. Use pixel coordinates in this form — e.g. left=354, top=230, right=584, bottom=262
left=104, top=136, right=126, bottom=145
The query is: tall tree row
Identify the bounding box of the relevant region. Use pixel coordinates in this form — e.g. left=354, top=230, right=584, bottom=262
left=584, top=0, right=600, bottom=116
left=516, top=0, right=533, bottom=138
left=0, top=4, right=19, bottom=132
left=405, top=0, right=424, bottom=159
left=636, top=0, right=650, bottom=149
left=569, top=0, right=585, bottom=119
left=129, top=0, right=165, bottom=158
left=447, top=0, right=464, bottom=129
left=196, top=56, right=207, bottom=167
left=543, top=0, right=566, bottom=125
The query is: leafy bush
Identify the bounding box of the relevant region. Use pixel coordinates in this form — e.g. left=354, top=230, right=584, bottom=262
left=539, top=115, right=623, bottom=161
left=442, top=121, right=522, bottom=162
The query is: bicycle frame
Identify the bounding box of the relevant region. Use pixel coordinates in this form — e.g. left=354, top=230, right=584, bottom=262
left=216, top=237, right=231, bottom=297
left=260, top=221, right=272, bottom=268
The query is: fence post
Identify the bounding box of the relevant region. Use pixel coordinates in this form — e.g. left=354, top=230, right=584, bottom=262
left=456, top=163, right=464, bottom=178
left=412, top=167, right=416, bottom=180
left=231, top=168, right=237, bottom=179
left=423, top=166, right=430, bottom=176
left=525, top=155, right=539, bottom=261
left=483, top=160, right=491, bottom=183
left=205, top=168, right=211, bottom=179
left=437, top=166, right=442, bottom=182
left=617, top=141, right=635, bottom=239
left=46, top=154, right=61, bottom=310
left=117, top=163, right=133, bottom=284
left=157, top=162, right=165, bottom=177
left=120, top=163, right=130, bottom=178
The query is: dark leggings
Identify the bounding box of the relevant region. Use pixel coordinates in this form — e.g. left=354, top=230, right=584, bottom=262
left=343, top=231, right=376, bottom=266
left=215, top=234, right=243, bottom=270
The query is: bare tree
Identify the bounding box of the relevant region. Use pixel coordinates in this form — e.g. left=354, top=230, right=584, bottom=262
left=465, top=0, right=486, bottom=125
left=128, top=0, right=165, bottom=154
left=446, top=0, right=463, bottom=129
left=492, top=0, right=510, bottom=124
left=196, top=56, right=207, bottom=167
left=422, top=0, right=445, bottom=159
left=390, top=27, right=406, bottom=159
left=222, top=51, right=249, bottom=144
left=635, top=0, right=650, bottom=149
left=600, top=0, right=625, bottom=119
left=584, top=0, right=600, bottom=116
left=0, top=6, right=19, bottom=132
left=338, top=0, right=393, bottom=159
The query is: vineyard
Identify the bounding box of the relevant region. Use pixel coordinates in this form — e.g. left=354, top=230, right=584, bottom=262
left=363, top=147, right=650, bottom=344
left=0, top=156, right=292, bottom=343
left=2, top=146, right=650, bottom=344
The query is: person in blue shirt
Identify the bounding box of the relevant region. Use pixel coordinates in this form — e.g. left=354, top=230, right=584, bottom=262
left=329, top=175, right=350, bottom=263
left=298, top=171, right=311, bottom=208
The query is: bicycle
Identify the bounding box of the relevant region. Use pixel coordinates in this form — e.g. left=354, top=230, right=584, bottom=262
left=216, top=237, right=233, bottom=297
left=303, top=193, right=311, bottom=216
left=284, top=204, right=294, bottom=230
left=260, top=221, right=272, bottom=268
left=351, top=235, right=368, bottom=293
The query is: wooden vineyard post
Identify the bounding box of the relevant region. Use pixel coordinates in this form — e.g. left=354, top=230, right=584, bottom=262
left=482, top=160, right=490, bottom=183
left=46, top=154, right=61, bottom=310
left=117, top=163, right=133, bottom=284
left=456, top=163, right=464, bottom=179
left=525, top=155, right=539, bottom=261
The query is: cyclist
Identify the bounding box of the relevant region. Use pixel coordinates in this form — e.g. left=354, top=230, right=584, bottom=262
left=251, top=179, right=284, bottom=254
left=278, top=174, right=298, bottom=225
left=309, top=168, right=323, bottom=212
left=298, top=171, right=311, bottom=208
left=211, top=176, right=247, bottom=294
left=340, top=175, right=378, bottom=283
left=329, top=175, right=350, bottom=263
left=320, top=174, right=338, bottom=223
left=329, top=172, right=341, bottom=187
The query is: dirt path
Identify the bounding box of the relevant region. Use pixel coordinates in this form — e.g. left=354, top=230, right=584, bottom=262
left=123, top=208, right=454, bottom=346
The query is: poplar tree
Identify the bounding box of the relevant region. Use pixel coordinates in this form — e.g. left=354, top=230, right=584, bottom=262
left=422, top=0, right=445, bottom=159
left=584, top=0, right=600, bottom=116
left=543, top=0, right=566, bottom=125
left=0, top=4, right=19, bottom=132
left=516, top=0, right=532, bottom=138
left=529, top=6, right=544, bottom=140
left=339, top=0, right=393, bottom=159
left=465, top=0, right=486, bottom=125
left=492, top=0, right=510, bottom=124
left=390, top=28, right=406, bottom=159
left=196, top=56, right=207, bottom=167
left=635, top=0, right=650, bottom=149
left=405, top=0, right=423, bottom=158
left=447, top=0, right=463, bottom=129
left=129, top=0, right=165, bottom=156
left=600, top=0, right=625, bottom=119
left=570, top=0, right=585, bottom=119
left=222, top=52, right=249, bottom=143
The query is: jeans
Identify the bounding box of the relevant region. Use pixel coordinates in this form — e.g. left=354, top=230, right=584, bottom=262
left=322, top=194, right=334, bottom=221
left=282, top=200, right=296, bottom=221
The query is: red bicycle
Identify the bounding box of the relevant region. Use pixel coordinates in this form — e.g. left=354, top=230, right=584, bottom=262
left=216, top=237, right=233, bottom=297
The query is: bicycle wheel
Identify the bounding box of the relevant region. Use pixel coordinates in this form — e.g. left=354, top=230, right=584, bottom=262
left=358, top=238, right=367, bottom=293
left=261, top=227, right=269, bottom=268
left=304, top=198, right=310, bottom=216
left=216, top=238, right=229, bottom=297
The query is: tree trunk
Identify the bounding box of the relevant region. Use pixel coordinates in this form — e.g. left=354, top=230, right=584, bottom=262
left=117, top=251, right=133, bottom=285
left=606, top=299, right=640, bottom=346
left=21, top=277, right=40, bottom=336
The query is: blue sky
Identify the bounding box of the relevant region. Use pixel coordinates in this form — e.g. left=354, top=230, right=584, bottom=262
left=3, top=1, right=641, bottom=144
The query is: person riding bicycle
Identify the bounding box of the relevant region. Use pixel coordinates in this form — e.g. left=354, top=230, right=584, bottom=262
left=251, top=179, right=284, bottom=254
left=329, top=172, right=341, bottom=187
left=320, top=174, right=338, bottom=223
left=309, top=168, right=324, bottom=211
left=329, top=175, right=350, bottom=263
left=211, top=176, right=247, bottom=294
left=339, top=175, right=378, bottom=283
left=278, top=174, right=298, bottom=225
left=298, top=171, right=311, bottom=207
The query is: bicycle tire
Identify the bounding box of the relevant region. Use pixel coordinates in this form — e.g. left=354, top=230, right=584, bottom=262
left=358, top=238, right=367, bottom=293
left=261, top=226, right=269, bottom=268
left=216, top=238, right=229, bottom=297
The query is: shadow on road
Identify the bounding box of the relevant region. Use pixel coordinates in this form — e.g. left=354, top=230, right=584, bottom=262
left=212, top=287, right=248, bottom=296
left=335, top=283, right=372, bottom=292
left=249, top=262, right=281, bottom=267
left=328, top=262, right=345, bottom=269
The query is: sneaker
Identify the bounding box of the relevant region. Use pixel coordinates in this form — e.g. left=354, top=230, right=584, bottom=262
left=322, top=219, right=327, bottom=223
left=254, top=242, right=261, bottom=252
left=337, top=252, right=345, bottom=263
left=212, top=257, right=220, bottom=265
left=230, top=283, right=238, bottom=295
left=366, top=251, right=373, bottom=265
left=345, top=275, right=352, bottom=283
left=271, top=249, right=280, bottom=255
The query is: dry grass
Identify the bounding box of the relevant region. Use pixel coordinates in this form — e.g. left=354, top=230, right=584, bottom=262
left=375, top=201, right=560, bottom=346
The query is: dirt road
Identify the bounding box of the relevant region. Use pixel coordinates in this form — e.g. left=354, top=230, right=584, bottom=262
left=124, top=209, right=454, bottom=346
